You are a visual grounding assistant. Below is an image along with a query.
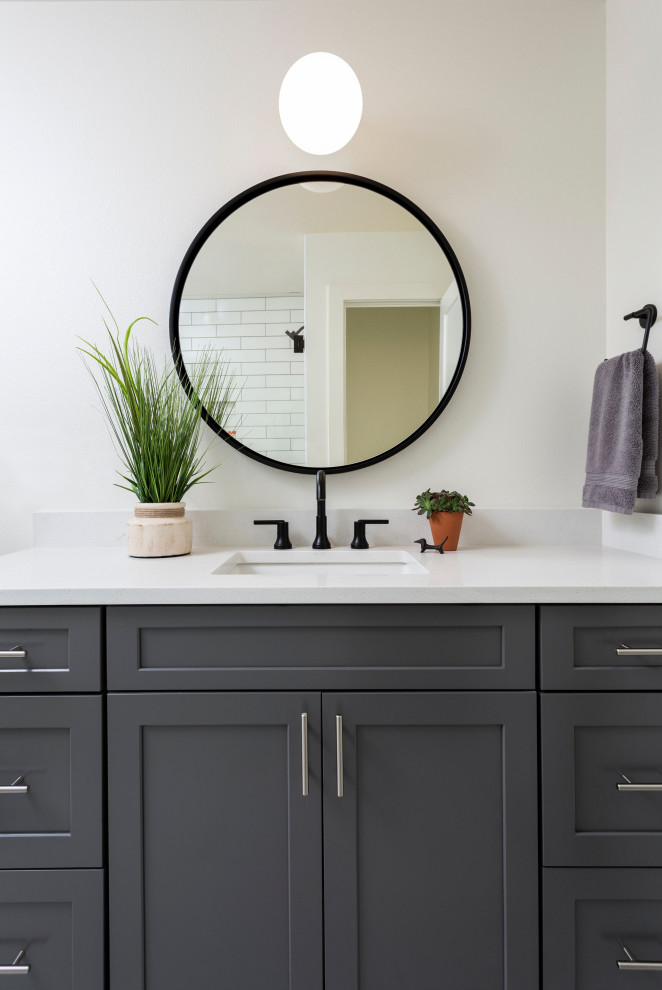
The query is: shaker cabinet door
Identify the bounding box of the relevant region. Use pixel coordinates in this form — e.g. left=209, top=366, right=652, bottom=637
left=108, top=692, right=323, bottom=990
left=321, top=692, right=539, bottom=990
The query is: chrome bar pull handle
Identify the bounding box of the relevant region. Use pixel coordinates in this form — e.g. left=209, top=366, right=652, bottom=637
left=0, top=776, right=28, bottom=795
left=618, top=961, right=662, bottom=971
left=618, top=943, right=662, bottom=971
left=0, top=948, right=30, bottom=975
left=336, top=715, right=344, bottom=798
left=617, top=644, right=662, bottom=657
left=301, top=713, right=309, bottom=797
left=617, top=773, right=662, bottom=792
left=0, top=646, right=27, bottom=660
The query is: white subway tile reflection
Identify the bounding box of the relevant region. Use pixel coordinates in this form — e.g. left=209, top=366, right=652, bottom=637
left=179, top=294, right=306, bottom=465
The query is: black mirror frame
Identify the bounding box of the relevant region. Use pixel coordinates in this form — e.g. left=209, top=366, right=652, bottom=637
left=169, top=170, right=471, bottom=476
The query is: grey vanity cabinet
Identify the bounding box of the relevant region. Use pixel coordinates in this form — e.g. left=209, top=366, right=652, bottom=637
left=540, top=605, right=662, bottom=990
left=0, top=606, right=104, bottom=989
left=107, top=686, right=538, bottom=990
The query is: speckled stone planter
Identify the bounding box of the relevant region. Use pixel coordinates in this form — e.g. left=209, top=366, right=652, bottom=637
left=126, top=503, right=192, bottom=558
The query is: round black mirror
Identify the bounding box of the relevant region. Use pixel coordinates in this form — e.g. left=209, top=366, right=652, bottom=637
left=170, top=171, right=470, bottom=475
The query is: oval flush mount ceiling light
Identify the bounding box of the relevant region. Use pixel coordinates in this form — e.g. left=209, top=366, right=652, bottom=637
left=279, top=52, right=363, bottom=155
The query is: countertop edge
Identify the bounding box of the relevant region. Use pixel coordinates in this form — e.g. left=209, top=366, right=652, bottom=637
left=1, top=587, right=660, bottom=606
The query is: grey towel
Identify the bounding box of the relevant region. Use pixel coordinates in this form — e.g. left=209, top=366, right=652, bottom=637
left=582, top=349, right=659, bottom=513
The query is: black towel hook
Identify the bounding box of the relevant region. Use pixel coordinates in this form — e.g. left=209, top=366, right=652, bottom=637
left=624, top=304, right=657, bottom=353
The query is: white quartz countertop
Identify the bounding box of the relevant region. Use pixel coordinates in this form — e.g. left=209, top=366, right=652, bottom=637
left=0, top=544, right=660, bottom=604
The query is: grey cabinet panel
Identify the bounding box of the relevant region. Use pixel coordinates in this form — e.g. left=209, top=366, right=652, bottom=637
left=0, top=607, right=101, bottom=692
left=108, top=692, right=323, bottom=990
left=543, top=868, right=662, bottom=990
left=322, top=692, right=539, bottom=990
left=540, top=605, right=662, bottom=690
left=0, top=868, right=104, bottom=989
left=0, top=696, right=102, bottom=868
left=107, top=604, right=535, bottom=691
left=542, top=693, right=662, bottom=866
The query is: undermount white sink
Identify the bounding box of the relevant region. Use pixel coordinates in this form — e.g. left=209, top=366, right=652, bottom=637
left=213, top=549, right=427, bottom=576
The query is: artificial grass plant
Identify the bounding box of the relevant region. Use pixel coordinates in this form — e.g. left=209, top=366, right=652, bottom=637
left=79, top=290, right=239, bottom=503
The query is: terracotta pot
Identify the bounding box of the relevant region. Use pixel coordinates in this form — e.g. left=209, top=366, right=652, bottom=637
left=428, top=511, right=464, bottom=551
left=126, top=502, right=192, bottom=558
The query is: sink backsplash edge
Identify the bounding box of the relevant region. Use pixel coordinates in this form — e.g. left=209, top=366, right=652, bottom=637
left=33, top=508, right=600, bottom=550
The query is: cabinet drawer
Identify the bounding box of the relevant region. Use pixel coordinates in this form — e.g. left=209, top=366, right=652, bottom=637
left=0, top=696, right=102, bottom=868
left=107, top=604, right=535, bottom=690
left=0, top=869, right=103, bottom=989
left=543, top=868, right=662, bottom=990
left=542, top=694, right=662, bottom=866
left=0, top=608, right=101, bottom=692
left=540, top=605, right=662, bottom=690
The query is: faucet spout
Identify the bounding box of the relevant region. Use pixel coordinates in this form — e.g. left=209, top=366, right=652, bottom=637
left=312, top=470, right=331, bottom=549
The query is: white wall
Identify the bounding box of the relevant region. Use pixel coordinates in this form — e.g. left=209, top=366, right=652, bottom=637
left=606, top=0, right=662, bottom=515
left=0, top=0, right=606, bottom=554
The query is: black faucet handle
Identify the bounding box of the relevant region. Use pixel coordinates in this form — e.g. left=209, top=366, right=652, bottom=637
left=254, top=519, right=292, bottom=550
left=351, top=519, right=390, bottom=550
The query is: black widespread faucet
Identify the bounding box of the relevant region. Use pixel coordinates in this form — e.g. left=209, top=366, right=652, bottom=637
left=312, top=470, right=331, bottom=549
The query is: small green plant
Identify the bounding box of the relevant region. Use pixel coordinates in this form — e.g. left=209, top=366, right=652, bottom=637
left=78, top=289, right=239, bottom=504
left=412, top=489, right=475, bottom=518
